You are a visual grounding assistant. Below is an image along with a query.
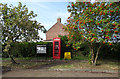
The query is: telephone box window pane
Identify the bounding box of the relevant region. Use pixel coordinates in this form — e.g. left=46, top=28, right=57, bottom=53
left=55, top=42, right=59, bottom=45
left=55, top=42, right=59, bottom=49
left=54, top=42, right=59, bottom=56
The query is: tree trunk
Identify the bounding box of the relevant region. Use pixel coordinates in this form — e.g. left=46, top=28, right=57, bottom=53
left=8, top=52, right=17, bottom=64
left=89, top=43, right=94, bottom=65
left=93, top=45, right=102, bottom=66
left=91, top=46, right=94, bottom=65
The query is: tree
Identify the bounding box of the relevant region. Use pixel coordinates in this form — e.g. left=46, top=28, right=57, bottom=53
left=65, top=2, right=120, bottom=65
left=0, top=22, right=2, bottom=56
left=0, top=2, right=46, bottom=64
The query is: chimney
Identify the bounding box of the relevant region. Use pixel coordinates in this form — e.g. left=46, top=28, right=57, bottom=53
left=57, top=17, right=61, bottom=23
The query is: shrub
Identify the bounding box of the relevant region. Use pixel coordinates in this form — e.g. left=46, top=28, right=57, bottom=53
left=99, top=43, right=120, bottom=60
left=2, top=39, right=119, bottom=60
left=2, top=42, right=53, bottom=58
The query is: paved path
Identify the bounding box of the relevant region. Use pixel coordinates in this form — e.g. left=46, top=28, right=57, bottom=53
left=2, top=69, right=118, bottom=77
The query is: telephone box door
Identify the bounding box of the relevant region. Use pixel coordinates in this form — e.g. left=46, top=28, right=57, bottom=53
left=53, top=37, right=61, bottom=59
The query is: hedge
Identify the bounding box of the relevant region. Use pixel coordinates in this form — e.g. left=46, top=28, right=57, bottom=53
left=2, top=40, right=120, bottom=60
left=2, top=41, right=72, bottom=59
left=2, top=42, right=53, bottom=58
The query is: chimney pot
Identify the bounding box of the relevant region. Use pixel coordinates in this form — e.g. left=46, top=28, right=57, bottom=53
left=57, top=17, right=61, bottom=23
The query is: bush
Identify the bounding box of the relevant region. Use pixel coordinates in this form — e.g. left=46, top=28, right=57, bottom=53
left=2, top=42, right=53, bottom=58
left=2, top=38, right=119, bottom=61
left=59, top=35, right=120, bottom=60
left=99, top=43, right=120, bottom=60
left=58, top=35, right=73, bottom=59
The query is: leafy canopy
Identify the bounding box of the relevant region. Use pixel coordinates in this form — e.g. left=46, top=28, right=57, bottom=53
left=0, top=2, right=46, bottom=43
left=65, top=2, right=120, bottom=50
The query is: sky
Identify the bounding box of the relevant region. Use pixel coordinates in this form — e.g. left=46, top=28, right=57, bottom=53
left=0, top=0, right=98, bottom=40
left=1, top=1, right=72, bottom=40
left=1, top=0, right=118, bottom=40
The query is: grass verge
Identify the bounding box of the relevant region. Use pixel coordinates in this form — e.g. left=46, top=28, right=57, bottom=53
left=2, top=57, right=52, bottom=61
left=50, top=60, right=119, bottom=71
left=2, top=61, right=47, bottom=69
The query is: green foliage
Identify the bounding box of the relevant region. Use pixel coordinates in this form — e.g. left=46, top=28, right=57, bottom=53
left=2, top=40, right=120, bottom=60
left=58, top=35, right=73, bottom=59
left=99, top=43, right=120, bottom=60
left=65, top=2, right=120, bottom=65
left=71, top=51, right=88, bottom=60
left=0, top=2, right=46, bottom=63
left=88, top=51, right=92, bottom=64
left=59, top=35, right=90, bottom=59
left=0, top=2, right=46, bottom=43
left=2, top=42, right=53, bottom=58
left=78, top=43, right=89, bottom=56
left=65, top=2, right=120, bottom=49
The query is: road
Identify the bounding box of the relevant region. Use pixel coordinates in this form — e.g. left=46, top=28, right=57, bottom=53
left=2, top=69, right=118, bottom=77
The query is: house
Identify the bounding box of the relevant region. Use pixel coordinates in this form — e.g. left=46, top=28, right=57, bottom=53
left=46, top=17, right=68, bottom=41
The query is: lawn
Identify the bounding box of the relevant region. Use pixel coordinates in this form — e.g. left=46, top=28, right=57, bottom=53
left=50, top=60, right=119, bottom=71
left=2, top=57, right=119, bottom=72
left=2, top=60, right=47, bottom=70
left=2, top=57, right=52, bottom=70
left=2, top=57, right=52, bottom=61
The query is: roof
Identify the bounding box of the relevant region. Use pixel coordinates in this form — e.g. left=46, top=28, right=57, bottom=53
left=46, top=18, right=66, bottom=33
left=46, top=22, right=65, bottom=33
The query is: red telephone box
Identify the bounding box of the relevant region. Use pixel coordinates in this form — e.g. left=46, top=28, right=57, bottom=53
left=53, top=37, right=61, bottom=59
